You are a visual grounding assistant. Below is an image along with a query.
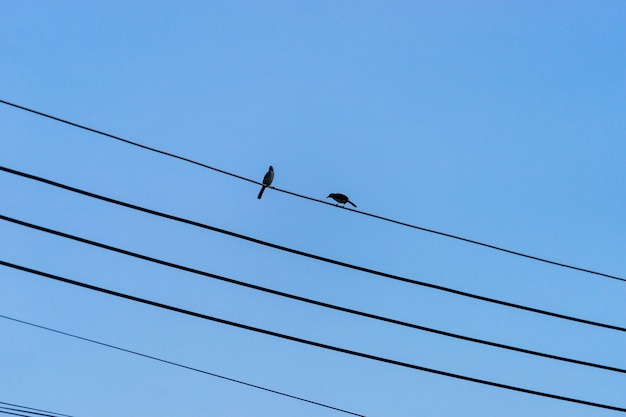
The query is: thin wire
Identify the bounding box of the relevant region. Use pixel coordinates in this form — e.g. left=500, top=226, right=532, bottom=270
left=0, top=411, right=31, bottom=417
left=2, top=261, right=625, bottom=413
left=0, top=407, right=63, bottom=417
left=1, top=165, right=624, bottom=333
left=0, top=316, right=363, bottom=417
left=0, top=403, right=71, bottom=417
left=2, top=213, right=624, bottom=375
left=0, top=100, right=258, bottom=184
left=1, top=99, right=623, bottom=283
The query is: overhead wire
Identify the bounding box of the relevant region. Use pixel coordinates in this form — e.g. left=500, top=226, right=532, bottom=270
left=1, top=166, right=624, bottom=333
left=0, top=316, right=363, bottom=417
left=2, top=213, right=624, bottom=375
left=0, top=402, right=72, bottom=417
left=0, top=411, right=31, bottom=417
left=0, top=407, right=64, bottom=417
left=2, top=261, right=625, bottom=413
left=1, top=99, right=623, bottom=284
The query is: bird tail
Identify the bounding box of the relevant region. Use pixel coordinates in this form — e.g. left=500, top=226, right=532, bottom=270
left=257, top=186, right=266, bottom=199
left=348, top=201, right=357, bottom=207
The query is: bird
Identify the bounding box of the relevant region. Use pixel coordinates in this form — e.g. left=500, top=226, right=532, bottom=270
left=327, top=193, right=357, bottom=207
left=257, top=166, right=274, bottom=199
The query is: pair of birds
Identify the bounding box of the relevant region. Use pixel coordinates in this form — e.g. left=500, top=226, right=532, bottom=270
left=257, top=165, right=357, bottom=207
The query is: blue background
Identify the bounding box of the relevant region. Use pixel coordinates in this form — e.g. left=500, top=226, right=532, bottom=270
left=1, top=2, right=625, bottom=416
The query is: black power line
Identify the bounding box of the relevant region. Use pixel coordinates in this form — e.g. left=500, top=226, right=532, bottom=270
left=2, top=260, right=625, bottom=413
left=2, top=213, right=624, bottom=375
left=1, top=165, right=624, bottom=333
left=1, top=99, right=623, bottom=284
left=0, top=407, right=65, bottom=417
left=0, top=316, right=363, bottom=416
left=0, top=402, right=72, bottom=417
left=0, top=411, right=31, bottom=417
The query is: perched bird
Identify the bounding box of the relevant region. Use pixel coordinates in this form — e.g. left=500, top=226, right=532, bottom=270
left=327, top=193, right=357, bottom=207
left=257, top=166, right=274, bottom=199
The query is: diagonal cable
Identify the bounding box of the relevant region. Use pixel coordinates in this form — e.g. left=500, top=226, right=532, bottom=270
left=0, top=166, right=624, bottom=333
left=1, top=261, right=625, bottom=413
left=0, top=317, right=363, bottom=416
left=1, top=214, right=624, bottom=374
left=0, top=403, right=72, bottom=417
left=1, top=99, right=623, bottom=283
left=0, top=407, right=65, bottom=417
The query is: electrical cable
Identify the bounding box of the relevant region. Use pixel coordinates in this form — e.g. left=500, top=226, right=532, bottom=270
left=1, top=165, right=624, bottom=334
left=0, top=407, right=63, bottom=417
left=0, top=402, right=72, bottom=417
left=2, top=261, right=625, bottom=413
left=0, top=316, right=363, bottom=417
left=1, top=99, right=623, bottom=284
left=2, top=213, right=624, bottom=375
left=0, top=411, right=31, bottom=417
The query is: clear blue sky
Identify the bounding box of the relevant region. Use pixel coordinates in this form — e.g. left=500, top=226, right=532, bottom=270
left=1, top=2, right=625, bottom=416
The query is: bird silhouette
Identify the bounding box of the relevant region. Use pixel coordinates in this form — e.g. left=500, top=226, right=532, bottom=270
left=327, top=193, right=357, bottom=207
left=257, top=166, right=274, bottom=199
